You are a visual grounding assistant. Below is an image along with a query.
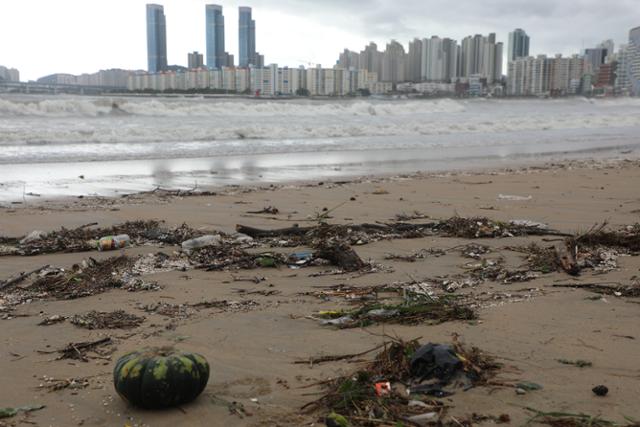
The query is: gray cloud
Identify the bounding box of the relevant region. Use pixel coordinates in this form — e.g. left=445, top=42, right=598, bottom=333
left=1, top=0, right=638, bottom=80
left=249, top=0, right=638, bottom=55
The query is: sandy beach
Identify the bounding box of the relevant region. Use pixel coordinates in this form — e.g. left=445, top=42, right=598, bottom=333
left=1, top=158, right=640, bottom=427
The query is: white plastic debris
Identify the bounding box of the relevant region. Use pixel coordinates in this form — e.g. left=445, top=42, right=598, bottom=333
left=498, top=194, right=533, bottom=201
left=181, top=235, right=222, bottom=252
left=20, top=230, right=47, bottom=245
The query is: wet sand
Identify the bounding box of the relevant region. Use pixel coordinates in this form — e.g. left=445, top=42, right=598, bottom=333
left=1, top=158, right=639, bottom=426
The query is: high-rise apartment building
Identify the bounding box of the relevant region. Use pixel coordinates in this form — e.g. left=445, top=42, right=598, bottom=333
left=407, top=39, right=423, bottom=82
left=508, top=29, right=530, bottom=62
left=629, top=26, right=640, bottom=96
left=420, top=37, right=459, bottom=82
left=146, top=4, right=168, bottom=73
left=422, top=37, right=444, bottom=81
left=188, top=52, right=204, bottom=69
left=381, top=40, right=406, bottom=83
left=337, top=49, right=360, bottom=70
left=584, top=47, right=608, bottom=75
left=359, top=43, right=384, bottom=77
left=615, top=44, right=631, bottom=93
left=239, top=7, right=257, bottom=67
left=460, top=34, right=502, bottom=83
left=508, top=54, right=584, bottom=96
left=206, top=5, right=227, bottom=68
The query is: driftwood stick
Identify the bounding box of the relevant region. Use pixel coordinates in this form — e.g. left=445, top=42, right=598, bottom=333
left=0, top=265, right=51, bottom=291
left=235, top=224, right=315, bottom=238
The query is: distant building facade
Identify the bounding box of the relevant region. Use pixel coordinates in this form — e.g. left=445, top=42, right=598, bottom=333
left=37, top=69, right=132, bottom=88
left=206, top=5, right=232, bottom=68
left=146, top=4, right=168, bottom=72
left=629, top=26, right=640, bottom=96
left=0, top=66, right=20, bottom=82
left=507, top=54, right=584, bottom=96
left=508, top=29, right=530, bottom=62
left=238, top=7, right=262, bottom=67
left=460, top=33, right=503, bottom=83
left=188, top=52, right=204, bottom=69
left=127, top=64, right=391, bottom=95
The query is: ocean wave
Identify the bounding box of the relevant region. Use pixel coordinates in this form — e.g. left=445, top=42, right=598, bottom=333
left=0, top=96, right=466, bottom=118
left=1, top=109, right=639, bottom=147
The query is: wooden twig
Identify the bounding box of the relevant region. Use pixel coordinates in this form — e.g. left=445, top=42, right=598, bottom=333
left=0, top=265, right=51, bottom=291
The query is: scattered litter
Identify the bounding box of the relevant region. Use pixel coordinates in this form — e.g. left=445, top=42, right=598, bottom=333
left=301, top=336, right=499, bottom=426
left=460, top=243, right=491, bottom=259
left=315, top=291, right=476, bottom=329
left=190, top=299, right=259, bottom=313
left=1, top=220, right=208, bottom=257
left=97, top=234, right=130, bottom=251
left=524, top=407, right=628, bottom=427
left=247, top=206, right=279, bottom=215
left=19, top=230, right=46, bottom=245
left=516, top=382, right=543, bottom=391
left=395, top=211, right=429, bottom=221
left=498, top=194, right=533, bottom=201
left=385, top=248, right=446, bottom=262
left=70, top=310, right=144, bottom=330
left=510, top=220, right=548, bottom=229
left=182, top=235, right=222, bottom=252
left=140, top=303, right=192, bottom=319
left=0, top=405, right=46, bottom=419
left=557, top=359, right=592, bottom=368
left=38, top=337, right=114, bottom=362
left=38, top=375, right=92, bottom=392
left=38, top=314, right=66, bottom=326
left=592, top=385, right=609, bottom=397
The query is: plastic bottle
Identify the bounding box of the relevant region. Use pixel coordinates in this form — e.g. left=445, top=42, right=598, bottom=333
left=181, top=235, right=222, bottom=252
left=97, top=235, right=131, bottom=251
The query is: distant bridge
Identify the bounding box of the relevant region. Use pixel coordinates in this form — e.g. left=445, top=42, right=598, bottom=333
left=0, top=82, right=126, bottom=95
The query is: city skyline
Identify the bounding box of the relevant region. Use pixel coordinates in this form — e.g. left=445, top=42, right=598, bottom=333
left=1, top=0, right=639, bottom=81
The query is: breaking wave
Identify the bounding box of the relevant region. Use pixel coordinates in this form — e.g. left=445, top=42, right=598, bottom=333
left=1, top=95, right=640, bottom=164
left=0, top=96, right=466, bottom=118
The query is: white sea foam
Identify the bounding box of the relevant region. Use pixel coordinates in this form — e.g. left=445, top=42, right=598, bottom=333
left=1, top=95, right=640, bottom=164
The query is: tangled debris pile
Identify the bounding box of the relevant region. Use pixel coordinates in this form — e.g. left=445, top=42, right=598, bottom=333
left=70, top=310, right=145, bottom=330
left=235, top=216, right=570, bottom=248
left=38, top=376, right=92, bottom=393
left=460, top=244, right=492, bottom=259
left=28, top=256, right=136, bottom=300
left=525, top=408, right=640, bottom=427
left=302, top=337, right=500, bottom=426
left=0, top=220, right=206, bottom=256
left=385, top=248, right=446, bottom=262
left=552, top=282, right=640, bottom=298
left=190, top=299, right=259, bottom=313
left=191, top=247, right=286, bottom=271
left=315, top=289, right=476, bottom=329
left=38, top=337, right=114, bottom=362
left=139, top=303, right=193, bottom=319
left=514, top=223, right=640, bottom=277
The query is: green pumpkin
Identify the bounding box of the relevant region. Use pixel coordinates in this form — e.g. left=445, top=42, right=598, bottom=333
left=113, top=348, right=210, bottom=409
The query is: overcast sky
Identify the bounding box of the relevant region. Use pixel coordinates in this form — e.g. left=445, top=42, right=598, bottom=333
left=1, top=0, right=638, bottom=81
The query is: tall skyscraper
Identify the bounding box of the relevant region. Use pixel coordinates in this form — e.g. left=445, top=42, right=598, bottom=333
left=146, top=4, right=168, bottom=73
left=460, top=33, right=502, bottom=83
left=407, top=39, right=423, bottom=82
left=206, top=5, right=226, bottom=68
left=239, top=6, right=256, bottom=67
left=381, top=40, right=406, bottom=83
left=629, top=26, right=640, bottom=96
left=508, top=29, right=530, bottom=62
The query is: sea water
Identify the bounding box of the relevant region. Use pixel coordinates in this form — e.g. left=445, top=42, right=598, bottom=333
left=1, top=94, right=639, bottom=200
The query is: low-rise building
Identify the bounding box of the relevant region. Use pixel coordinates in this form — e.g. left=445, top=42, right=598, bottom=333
left=0, top=66, right=20, bottom=82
